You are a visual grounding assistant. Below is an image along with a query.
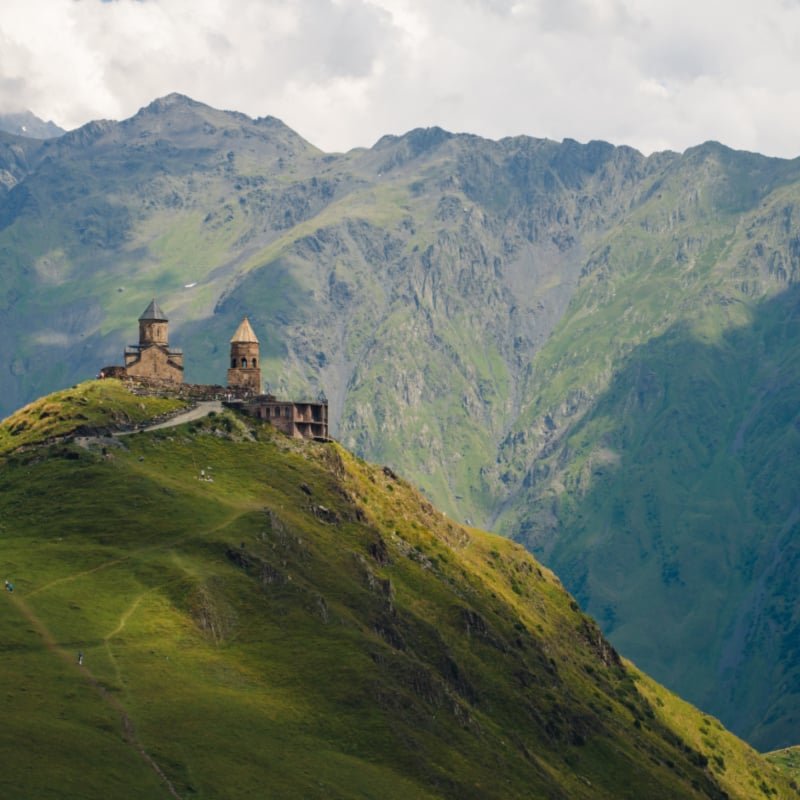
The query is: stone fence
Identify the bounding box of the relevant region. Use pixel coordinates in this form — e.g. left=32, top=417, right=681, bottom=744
left=99, top=373, right=258, bottom=402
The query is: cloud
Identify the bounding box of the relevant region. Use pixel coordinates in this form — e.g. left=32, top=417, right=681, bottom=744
left=1, top=0, right=800, bottom=157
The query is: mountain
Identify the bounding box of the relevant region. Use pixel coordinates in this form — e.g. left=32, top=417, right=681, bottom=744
left=488, top=149, right=800, bottom=750
left=0, top=94, right=798, bottom=749
left=0, top=109, right=65, bottom=139
left=0, top=379, right=798, bottom=799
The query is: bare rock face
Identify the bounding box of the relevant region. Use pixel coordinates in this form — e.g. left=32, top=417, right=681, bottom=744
left=0, top=110, right=65, bottom=140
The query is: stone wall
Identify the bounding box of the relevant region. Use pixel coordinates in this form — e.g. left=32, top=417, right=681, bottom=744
left=99, top=374, right=255, bottom=401
left=237, top=396, right=329, bottom=440
left=124, top=345, right=183, bottom=383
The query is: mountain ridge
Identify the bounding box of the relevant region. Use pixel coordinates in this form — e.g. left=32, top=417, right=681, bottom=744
left=1, top=94, right=799, bottom=749
left=0, top=109, right=65, bottom=140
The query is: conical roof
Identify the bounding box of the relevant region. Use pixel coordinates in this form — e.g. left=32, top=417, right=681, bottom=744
left=139, top=298, right=167, bottom=321
left=230, top=316, right=259, bottom=343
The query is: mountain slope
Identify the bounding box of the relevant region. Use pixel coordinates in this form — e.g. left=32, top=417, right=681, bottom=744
left=0, top=379, right=795, bottom=799
left=490, top=147, right=800, bottom=748
left=0, top=110, right=65, bottom=139
left=0, top=101, right=676, bottom=542
left=1, top=95, right=800, bottom=748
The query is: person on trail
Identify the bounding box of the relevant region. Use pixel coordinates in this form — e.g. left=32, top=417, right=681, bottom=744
left=78, top=651, right=83, bottom=666
left=4, top=580, right=13, bottom=593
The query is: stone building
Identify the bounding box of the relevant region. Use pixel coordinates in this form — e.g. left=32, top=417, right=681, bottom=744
left=225, top=317, right=328, bottom=439
left=227, top=317, right=261, bottom=392
left=101, top=306, right=329, bottom=441
left=242, top=396, right=329, bottom=440
left=123, top=299, right=184, bottom=383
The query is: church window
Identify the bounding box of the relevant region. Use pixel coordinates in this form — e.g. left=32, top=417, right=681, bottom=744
left=252, top=358, right=257, bottom=368
left=231, top=358, right=236, bottom=368
left=241, top=357, right=248, bottom=368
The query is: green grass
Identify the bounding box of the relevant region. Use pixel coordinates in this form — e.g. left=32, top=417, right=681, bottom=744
left=767, top=748, right=800, bottom=786
left=634, top=667, right=794, bottom=800
left=5, top=107, right=800, bottom=770
left=489, top=163, right=800, bottom=749
left=0, top=380, right=796, bottom=798
left=0, top=380, right=187, bottom=454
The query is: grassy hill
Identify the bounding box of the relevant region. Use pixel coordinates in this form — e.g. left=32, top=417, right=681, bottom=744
left=0, top=380, right=796, bottom=799
left=2, top=95, right=800, bottom=749
left=0, top=380, right=187, bottom=453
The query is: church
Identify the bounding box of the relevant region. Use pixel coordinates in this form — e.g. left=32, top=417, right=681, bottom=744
left=101, top=299, right=328, bottom=440
left=122, top=299, right=185, bottom=382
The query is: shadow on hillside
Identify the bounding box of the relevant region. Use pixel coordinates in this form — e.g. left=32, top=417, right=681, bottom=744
left=518, top=282, right=800, bottom=750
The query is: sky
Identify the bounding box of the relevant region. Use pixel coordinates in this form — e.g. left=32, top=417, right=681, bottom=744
left=2, top=0, right=800, bottom=157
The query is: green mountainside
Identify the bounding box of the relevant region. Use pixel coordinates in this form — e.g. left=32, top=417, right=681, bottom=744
left=1, top=94, right=799, bottom=748
left=0, top=380, right=796, bottom=799
left=489, top=154, right=800, bottom=750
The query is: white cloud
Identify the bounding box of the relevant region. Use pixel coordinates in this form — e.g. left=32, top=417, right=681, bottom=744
left=1, top=0, right=800, bottom=157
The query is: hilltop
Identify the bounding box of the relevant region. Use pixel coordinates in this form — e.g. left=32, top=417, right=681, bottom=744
left=0, top=379, right=797, bottom=799
left=2, top=94, right=800, bottom=747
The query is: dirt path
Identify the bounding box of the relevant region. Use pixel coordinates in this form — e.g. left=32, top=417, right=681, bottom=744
left=105, top=591, right=150, bottom=687
left=74, top=401, right=224, bottom=451
left=4, top=590, right=181, bottom=799
left=117, top=400, right=223, bottom=436
left=28, top=507, right=246, bottom=599
left=10, top=506, right=251, bottom=795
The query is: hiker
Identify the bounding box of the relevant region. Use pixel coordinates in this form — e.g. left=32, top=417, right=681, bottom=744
left=4, top=580, right=13, bottom=593
left=78, top=651, right=83, bottom=666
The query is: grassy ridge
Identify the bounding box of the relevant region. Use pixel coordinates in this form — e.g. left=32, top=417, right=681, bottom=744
left=0, top=380, right=187, bottom=454
left=0, top=379, right=186, bottom=455
left=0, top=381, right=796, bottom=798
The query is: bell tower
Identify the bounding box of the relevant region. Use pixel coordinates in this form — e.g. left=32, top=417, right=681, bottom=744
left=138, top=298, right=169, bottom=346
left=227, top=317, right=261, bottom=392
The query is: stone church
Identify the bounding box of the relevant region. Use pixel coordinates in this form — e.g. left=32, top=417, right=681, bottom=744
left=102, top=299, right=328, bottom=439
left=123, top=299, right=184, bottom=382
